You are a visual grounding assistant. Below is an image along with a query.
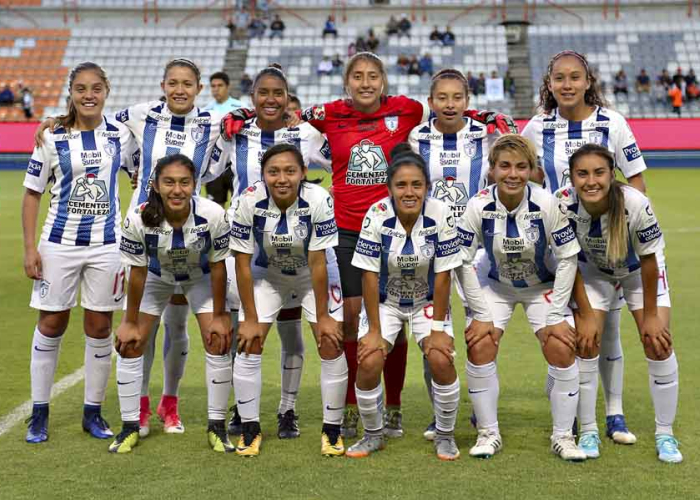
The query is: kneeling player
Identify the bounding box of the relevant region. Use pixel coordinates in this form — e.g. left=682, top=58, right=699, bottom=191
left=230, top=144, right=346, bottom=457
left=110, top=154, right=233, bottom=453
left=346, top=145, right=463, bottom=461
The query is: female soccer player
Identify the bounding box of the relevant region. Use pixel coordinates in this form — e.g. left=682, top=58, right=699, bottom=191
left=22, top=62, right=134, bottom=443
left=206, top=64, right=337, bottom=440
left=346, top=145, right=463, bottom=460
left=558, top=144, right=680, bottom=463
left=457, top=135, right=586, bottom=461
left=223, top=52, right=517, bottom=438
left=229, top=144, right=346, bottom=457
left=522, top=50, right=653, bottom=447
left=110, top=154, right=232, bottom=454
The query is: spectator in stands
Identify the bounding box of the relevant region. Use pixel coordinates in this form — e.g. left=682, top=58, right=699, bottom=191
left=356, top=36, right=369, bottom=53
left=635, top=68, right=651, bottom=93
left=668, top=82, right=683, bottom=117
left=658, top=69, right=673, bottom=90
left=398, top=13, right=411, bottom=37
left=466, top=71, right=477, bottom=94
left=0, top=84, right=13, bottom=106
left=348, top=41, right=357, bottom=58
left=685, top=68, right=697, bottom=87
left=441, top=26, right=455, bottom=47
left=613, top=69, right=628, bottom=96
left=685, top=69, right=699, bottom=100
left=204, top=72, right=243, bottom=113
left=418, top=53, right=433, bottom=77
left=407, top=55, right=420, bottom=76
left=323, top=15, right=338, bottom=38
left=367, top=30, right=379, bottom=53
left=386, top=15, right=399, bottom=36
left=270, top=14, right=285, bottom=39
left=429, top=25, right=443, bottom=45
left=240, top=73, right=253, bottom=95
left=332, top=54, right=344, bottom=75
left=673, top=67, right=685, bottom=88
left=22, top=88, right=34, bottom=120
left=504, top=70, right=515, bottom=98
left=475, top=72, right=486, bottom=95
left=397, top=54, right=410, bottom=75
left=287, top=94, right=302, bottom=115
left=247, top=17, right=266, bottom=39
left=317, top=56, right=334, bottom=76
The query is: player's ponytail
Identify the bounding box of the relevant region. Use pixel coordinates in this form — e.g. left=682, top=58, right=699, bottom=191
left=141, top=154, right=197, bottom=227
left=387, top=142, right=431, bottom=191
left=539, top=50, right=608, bottom=114
left=56, top=62, right=110, bottom=132
left=569, top=144, right=628, bottom=265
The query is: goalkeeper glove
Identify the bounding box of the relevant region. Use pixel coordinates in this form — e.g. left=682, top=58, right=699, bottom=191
left=465, top=110, right=518, bottom=135
left=220, top=108, right=257, bottom=140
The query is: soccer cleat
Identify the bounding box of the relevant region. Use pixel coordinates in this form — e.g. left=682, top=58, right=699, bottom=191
left=277, top=409, right=300, bottom=439
left=139, top=396, right=151, bottom=438
left=656, top=434, right=682, bottom=463
left=207, top=420, right=236, bottom=453
left=157, top=395, right=185, bottom=434
left=82, top=405, right=114, bottom=439
left=345, top=433, right=385, bottom=458
left=227, top=405, right=242, bottom=436
left=340, top=405, right=359, bottom=439
left=434, top=433, right=461, bottom=461
left=551, top=432, right=587, bottom=462
left=423, top=420, right=437, bottom=441
left=383, top=407, right=404, bottom=438
left=25, top=403, right=49, bottom=444
left=321, top=424, right=345, bottom=457
left=469, top=429, right=503, bottom=458
left=606, top=414, right=637, bottom=445
left=108, top=423, right=140, bottom=453
left=578, top=431, right=601, bottom=459
left=236, top=421, right=262, bottom=457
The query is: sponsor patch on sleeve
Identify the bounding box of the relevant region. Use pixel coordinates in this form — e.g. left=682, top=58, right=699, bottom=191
left=213, top=232, right=230, bottom=250
left=436, top=237, right=461, bottom=257
left=623, top=142, right=641, bottom=162
left=320, top=139, right=331, bottom=159
left=355, top=237, right=381, bottom=258
left=314, top=218, right=337, bottom=237
left=458, top=228, right=475, bottom=247
left=636, top=223, right=662, bottom=243
left=27, top=159, right=43, bottom=177
left=116, top=108, right=129, bottom=123
left=211, top=144, right=222, bottom=162
left=302, top=105, right=325, bottom=122
left=119, top=237, right=144, bottom=255
left=552, top=224, right=576, bottom=246
left=230, top=220, right=251, bottom=240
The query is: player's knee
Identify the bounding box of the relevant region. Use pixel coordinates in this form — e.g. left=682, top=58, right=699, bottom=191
left=83, top=311, right=112, bottom=339
left=426, top=349, right=453, bottom=381
left=277, top=307, right=302, bottom=321
left=318, top=337, right=342, bottom=360
left=357, top=351, right=383, bottom=380
left=467, top=335, right=497, bottom=365
left=119, top=343, right=144, bottom=359
left=543, top=337, right=575, bottom=367
left=37, top=311, right=69, bottom=338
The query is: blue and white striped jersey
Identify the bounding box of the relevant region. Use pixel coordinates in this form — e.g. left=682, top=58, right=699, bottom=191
left=24, top=117, right=134, bottom=246
left=555, top=184, right=664, bottom=278
left=352, top=197, right=461, bottom=308
left=408, top=118, right=492, bottom=219
left=459, top=184, right=580, bottom=288
left=205, top=120, right=331, bottom=196
left=228, top=181, right=338, bottom=279
left=114, top=100, right=223, bottom=209
left=120, top=197, right=230, bottom=284
left=522, top=106, right=646, bottom=192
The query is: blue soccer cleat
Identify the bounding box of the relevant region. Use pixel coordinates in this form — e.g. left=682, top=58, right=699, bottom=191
left=25, top=403, right=49, bottom=444
left=606, top=414, right=637, bottom=444
left=656, top=434, right=682, bottom=463
left=82, top=405, right=114, bottom=439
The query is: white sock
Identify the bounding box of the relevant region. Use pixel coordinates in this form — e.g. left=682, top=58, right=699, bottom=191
left=30, top=327, right=62, bottom=404
left=356, top=384, right=384, bottom=434
left=205, top=352, right=232, bottom=421
left=277, top=319, right=304, bottom=414
left=233, top=353, right=262, bottom=423
left=162, top=304, right=189, bottom=396
left=547, top=363, right=580, bottom=437
left=599, top=309, right=624, bottom=415
left=576, top=356, right=600, bottom=434
left=117, top=355, right=143, bottom=422
left=647, top=352, right=678, bottom=436
left=141, top=320, right=159, bottom=397
left=423, top=355, right=434, bottom=403
left=466, top=360, right=499, bottom=433
left=321, top=354, right=348, bottom=425
left=432, top=378, right=460, bottom=433
left=84, top=335, right=112, bottom=406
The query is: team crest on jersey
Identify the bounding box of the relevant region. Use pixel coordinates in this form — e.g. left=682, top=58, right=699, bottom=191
left=39, top=279, right=50, bottom=298
left=103, top=140, right=117, bottom=157
left=58, top=146, right=71, bottom=158
left=191, top=124, right=205, bottom=143
left=192, top=237, right=206, bottom=252
left=347, top=140, right=388, bottom=185
left=384, top=116, right=399, bottom=132
left=69, top=174, right=110, bottom=215
left=420, top=242, right=435, bottom=259
left=589, top=131, right=604, bottom=145
left=525, top=225, right=540, bottom=243
left=294, top=223, right=309, bottom=240
left=463, top=140, right=477, bottom=157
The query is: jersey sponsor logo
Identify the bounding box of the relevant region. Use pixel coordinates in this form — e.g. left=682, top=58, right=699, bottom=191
left=355, top=237, right=381, bottom=258
left=347, top=140, right=388, bottom=185
left=637, top=223, right=662, bottom=243
left=522, top=212, right=543, bottom=221
left=483, top=211, right=506, bottom=220
left=371, top=202, right=388, bottom=213
left=27, top=159, right=43, bottom=177
left=238, top=127, right=260, bottom=139
left=564, top=139, right=587, bottom=156
left=584, top=236, right=606, bottom=252
left=436, top=237, right=461, bottom=257
left=500, top=258, right=538, bottom=282
left=116, top=109, right=129, bottom=123
left=292, top=208, right=311, bottom=217
left=418, top=227, right=437, bottom=237
left=623, top=143, right=641, bottom=162
left=315, top=219, right=337, bottom=237
left=254, top=208, right=280, bottom=219
left=120, top=237, right=144, bottom=255
left=396, top=254, right=419, bottom=268
left=189, top=224, right=208, bottom=234
left=384, top=116, right=399, bottom=132
left=165, top=130, right=187, bottom=148
left=543, top=121, right=567, bottom=130
left=502, top=237, right=526, bottom=253
left=438, top=150, right=462, bottom=166
left=149, top=227, right=172, bottom=235
left=211, top=145, right=222, bottom=162
left=271, top=233, right=294, bottom=247
left=69, top=174, right=110, bottom=215
left=231, top=221, right=251, bottom=240
left=380, top=227, right=405, bottom=239
left=552, top=224, right=576, bottom=246
left=213, top=233, right=230, bottom=250
left=293, top=223, right=309, bottom=240
left=433, top=177, right=468, bottom=208
left=459, top=228, right=475, bottom=247
left=420, top=242, right=435, bottom=259
left=81, top=150, right=103, bottom=166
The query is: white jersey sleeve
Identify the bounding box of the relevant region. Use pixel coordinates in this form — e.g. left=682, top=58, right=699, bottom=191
left=609, top=112, right=647, bottom=179
left=23, top=130, right=53, bottom=194
left=627, top=187, right=664, bottom=257
left=200, top=135, right=231, bottom=184
left=546, top=196, right=581, bottom=260
left=457, top=196, right=484, bottom=264
left=210, top=209, right=231, bottom=263
left=309, top=188, right=338, bottom=251
left=306, top=127, right=332, bottom=172
left=408, top=125, right=420, bottom=154
left=119, top=207, right=148, bottom=268
left=434, top=206, right=462, bottom=273
left=351, top=208, right=382, bottom=273
left=228, top=188, right=255, bottom=255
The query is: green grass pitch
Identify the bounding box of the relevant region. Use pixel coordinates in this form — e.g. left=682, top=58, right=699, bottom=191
left=0, top=169, right=698, bottom=499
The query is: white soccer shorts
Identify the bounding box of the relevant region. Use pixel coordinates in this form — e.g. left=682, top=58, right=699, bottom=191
left=358, top=302, right=454, bottom=346
left=30, top=240, right=125, bottom=312
left=139, top=273, right=214, bottom=316
left=482, top=279, right=557, bottom=334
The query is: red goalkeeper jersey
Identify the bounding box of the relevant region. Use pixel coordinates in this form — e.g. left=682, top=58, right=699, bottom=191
left=302, top=95, right=426, bottom=232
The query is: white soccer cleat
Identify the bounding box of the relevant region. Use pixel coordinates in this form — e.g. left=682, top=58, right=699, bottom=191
left=469, top=429, right=503, bottom=459
left=551, top=432, right=587, bottom=462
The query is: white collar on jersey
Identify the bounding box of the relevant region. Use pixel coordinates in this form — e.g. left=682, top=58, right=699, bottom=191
left=493, top=184, right=531, bottom=215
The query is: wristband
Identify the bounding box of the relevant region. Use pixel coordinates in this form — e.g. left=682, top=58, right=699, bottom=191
left=431, top=320, right=445, bottom=332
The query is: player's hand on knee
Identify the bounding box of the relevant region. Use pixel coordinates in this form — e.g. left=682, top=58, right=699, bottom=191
left=465, top=320, right=497, bottom=349
left=317, top=314, right=341, bottom=350
left=24, top=248, right=43, bottom=280
left=115, top=322, right=142, bottom=357
left=540, top=321, right=576, bottom=351
left=358, top=331, right=386, bottom=364
left=424, top=331, right=455, bottom=365
left=573, top=310, right=600, bottom=357
left=237, top=319, right=263, bottom=355
left=207, top=313, right=232, bottom=355
left=641, top=314, right=672, bottom=358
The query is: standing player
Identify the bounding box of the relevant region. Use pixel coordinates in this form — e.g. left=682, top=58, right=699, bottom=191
left=559, top=144, right=680, bottom=463
left=346, top=145, right=463, bottom=461
left=457, top=135, right=586, bottom=461
left=22, top=62, right=134, bottom=443
left=522, top=50, right=651, bottom=448
left=110, top=154, right=232, bottom=454
left=229, top=144, right=346, bottom=457
left=223, top=52, right=517, bottom=438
